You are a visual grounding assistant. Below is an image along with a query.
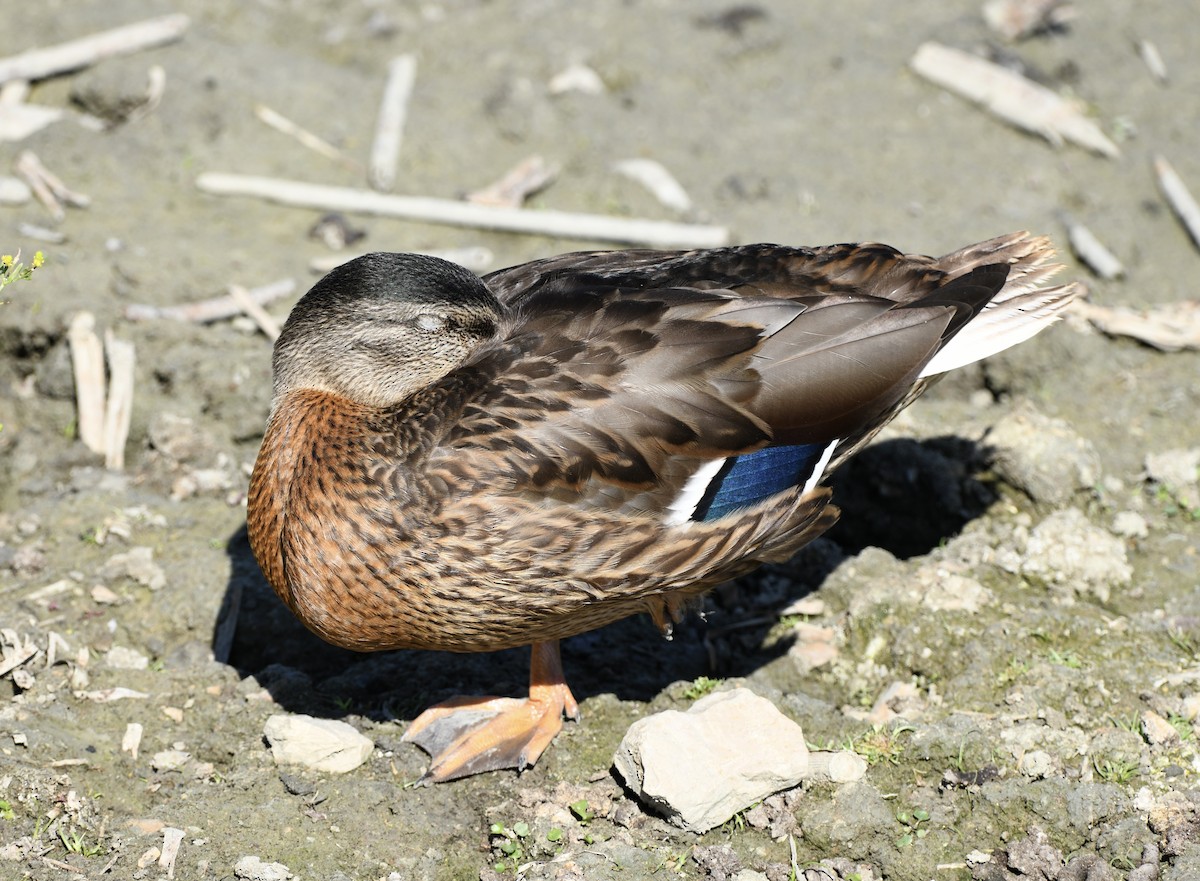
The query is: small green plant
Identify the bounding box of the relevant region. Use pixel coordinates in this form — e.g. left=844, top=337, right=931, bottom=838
left=1168, top=628, right=1200, bottom=659
left=1109, top=712, right=1141, bottom=733
left=1047, top=648, right=1082, bottom=669
left=895, top=807, right=929, bottom=848
left=58, top=828, right=103, bottom=857
left=546, top=827, right=563, bottom=843
left=854, top=723, right=914, bottom=766
left=0, top=799, right=14, bottom=820
left=996, top=657, right=1030, bottom=687
left=1093, top=756, right=1139, bottom=785
left=1167, top=713, right=1195, bottom=742
left=489, top=821, right=531, bottom=873
left=569, top=798, right=594, bottom=824
left=682, top=676, right=722, bottom=700
left=651, top=850, right=690, bottom=874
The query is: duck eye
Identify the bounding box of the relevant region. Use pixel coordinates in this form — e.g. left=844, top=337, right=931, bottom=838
left=414, top=314, right=445, bottom=332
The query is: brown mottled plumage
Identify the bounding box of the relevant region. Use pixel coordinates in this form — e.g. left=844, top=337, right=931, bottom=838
left=247, top=232, right=1079, bottom=782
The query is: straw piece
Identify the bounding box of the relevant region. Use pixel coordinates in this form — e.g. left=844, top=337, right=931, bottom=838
left=1154, top=155, right=1200, bottom=252
left=0, top=14, right=190, bottom=85
left=369, top=54, right=417, bottom=192
left=68, top=312, right=107, bottom=454
left=103, top=330, right=136, bottom=471
left=196, top=172, right=731, bottom=248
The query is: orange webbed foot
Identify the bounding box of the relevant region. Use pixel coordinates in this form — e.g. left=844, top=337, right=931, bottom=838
left=402, top=642, right=579, bottom=783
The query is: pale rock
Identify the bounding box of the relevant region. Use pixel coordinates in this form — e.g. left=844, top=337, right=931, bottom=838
left=988, top=404, right=1101, bottom=504
left=1020, top=508, right=1132, bottom=602
left=106, top=645, right=149, bottom=670
left=1145, top=448, right=1200, bottom=489
left=921, top=571, right=992, bottom=613
left=234, top=855, right=293, bottom=881
left=151, top=749, right=191, bottom=772
left=1141, top=710, right=1180, bottom=747
left=1112, top=511, right=1149, bottom=538
left=101, top=546, right=166, bottom=591
left=612, top=688, right=810, bottom=833
left=0, top=175, right=32, bottom=204
left=1020, top=749, right=1054, bottom=778
left=263, top=713, right=374, bottom=773
left=788, top=621, right=838, bottom=671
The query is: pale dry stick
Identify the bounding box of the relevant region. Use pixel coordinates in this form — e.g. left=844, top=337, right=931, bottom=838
left=310, top=246, right=494, bottom=275
left=0, top=14, right=190, bottom=85
left=103, top=330, right=136, bottom=471
left=159, top=828, right=184, bottom=879
left=1061, top=215, right=1124, bottom=279
left=123, top=277, right=296, bottom=323
left=1072, top=300, right=1200, bottom=352
left=1154, top=155, right=1200, bottom=252
left=1139, top=39, right=1168, bottom=84
left=67, top=312, right=107, bottom=455
left=614, top=158, right=693, bottom=213
left=467, top=155, right=559, bottom=208
left=196, top=172, right=732, bottom=248
left=255, top=104, right=354, bottom=166
left=16, top=150, right=91, bottom=219
left=122, top=722, right=143, bottom=759
left=369, top=54, right=418, bottom=192
left=0, top=80, right=29, bottom=103
left=227, top=283, right=282, bottom=341
left=124, top=65, right=167, bottom=125
left=910, top=42, right=1119, bottom=158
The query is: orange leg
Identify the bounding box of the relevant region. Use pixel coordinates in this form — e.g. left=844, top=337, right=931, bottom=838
left=402, top=641, right=580, bottom=783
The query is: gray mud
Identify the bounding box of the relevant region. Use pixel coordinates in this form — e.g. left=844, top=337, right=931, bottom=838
left=2, top=2, right=1199, bottom=879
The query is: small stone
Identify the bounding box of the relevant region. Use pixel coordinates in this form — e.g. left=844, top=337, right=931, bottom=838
left=612, top=688, right=810, bottom=833
left=126, top=818, right=165, bottom=835
left=1141, top=710, right=1180, bottom=747
left=137, top=847, right=161, bottom=869
left=106, top=645, right=149, bottom=670
left=1021, top=508, right=1132, bottom=602
left=263, top=713, right=374, bottom=773
left=548, top=63, right=606, bottom=95
left=1145, top=448, right=1200, bottom=489
left=234, top=855, right=293, bottom=881
left=151, top=749, right=191, bottom=772
left=1112, top=511, right=1149, bottom=538
left=91, top=584, right=122, bottom=604
left=0, top=175, right=32, bottom=204
left=101, top=546, right=167, bottom=591
left=1020, top=749, right=1054, bottom=778
left=988, top=404, right=1101, bottom=505
left=788, top=622, right=838, bottom=671
left=922, top=572, right=992, bottom=613
left=779, top=595, right=825, bottom=617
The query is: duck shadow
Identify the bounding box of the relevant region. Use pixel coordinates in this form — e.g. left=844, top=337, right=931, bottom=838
left=215, top=435, right=997, bottom=721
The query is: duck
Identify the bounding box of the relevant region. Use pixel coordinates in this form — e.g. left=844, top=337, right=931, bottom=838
left=247, top=232, right=1079, bottom=783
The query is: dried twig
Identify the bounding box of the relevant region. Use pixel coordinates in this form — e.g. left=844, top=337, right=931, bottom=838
left=124, top=65, right=167, bottom=125
left=255, top=104, right=354, bottom=166
left=103, top=330, right=136, bottom=471
left=16, top=150, right=90, bottom=220
left=614, top=158, right=693, bottom=213
left=1073, top=300, right=1200, bottom=352
left=1138, top=39, right=1168, bottom=84
left=227, top=284, right=281, bottom=341
left=0, top=79, right=62, bottom=142
left=466, top=155, right=558, bottom=208
left=196, top=172, right=731, bottom=248
left=1154, top=155, right=1200, bottom=252
left=310, top=246, right=494, bottom=275
left=0, top=14, right=190, bottom=85
left=124, top=278, right=296, bottom=323
left=369, top=54, right=418, bottom=192
left=910, top=42, right=1118, bottom=158
left=159, top=828, right=184, bottom=879
left=68, top=312, right=107, bottom=455
left=1061, top=215, right=1123, bottom=279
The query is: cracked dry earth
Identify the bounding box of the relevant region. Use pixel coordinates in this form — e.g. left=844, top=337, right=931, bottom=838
left=3, top=1, right=1200, bottom=880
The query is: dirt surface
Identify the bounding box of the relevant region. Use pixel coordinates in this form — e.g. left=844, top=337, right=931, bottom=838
left=3, top=1, right=1200, bottom=879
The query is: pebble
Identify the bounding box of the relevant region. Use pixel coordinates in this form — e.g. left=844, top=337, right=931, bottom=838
left=234, top=855, right=293, bottom=881
left=1144, top=448, right=1200, bottom=489
left=787, top=621, right=838, bottom=671
left=987, top=404, right=1101, bottom=505
left=1112, top=511, right=1149, bottom=538
left=1021, top=508, right=1132, bottom=602
left=612, top=688, right=810, bottom=833
left=106, top=645, right=150, bottom=670
left=151, top=749, right=191, bottom=772
left=1141, top=710, right=1180, bottom=747
left=101, top=546, right=167, bottom=591
left=1020, top=749, right=1054, bottom=778
left=262, top=713, right=374, bottom=773
left=0, top=175, right=32, bottom=204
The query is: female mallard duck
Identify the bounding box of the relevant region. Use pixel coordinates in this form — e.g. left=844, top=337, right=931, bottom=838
left=247, top=232, right=1078, bottom=782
